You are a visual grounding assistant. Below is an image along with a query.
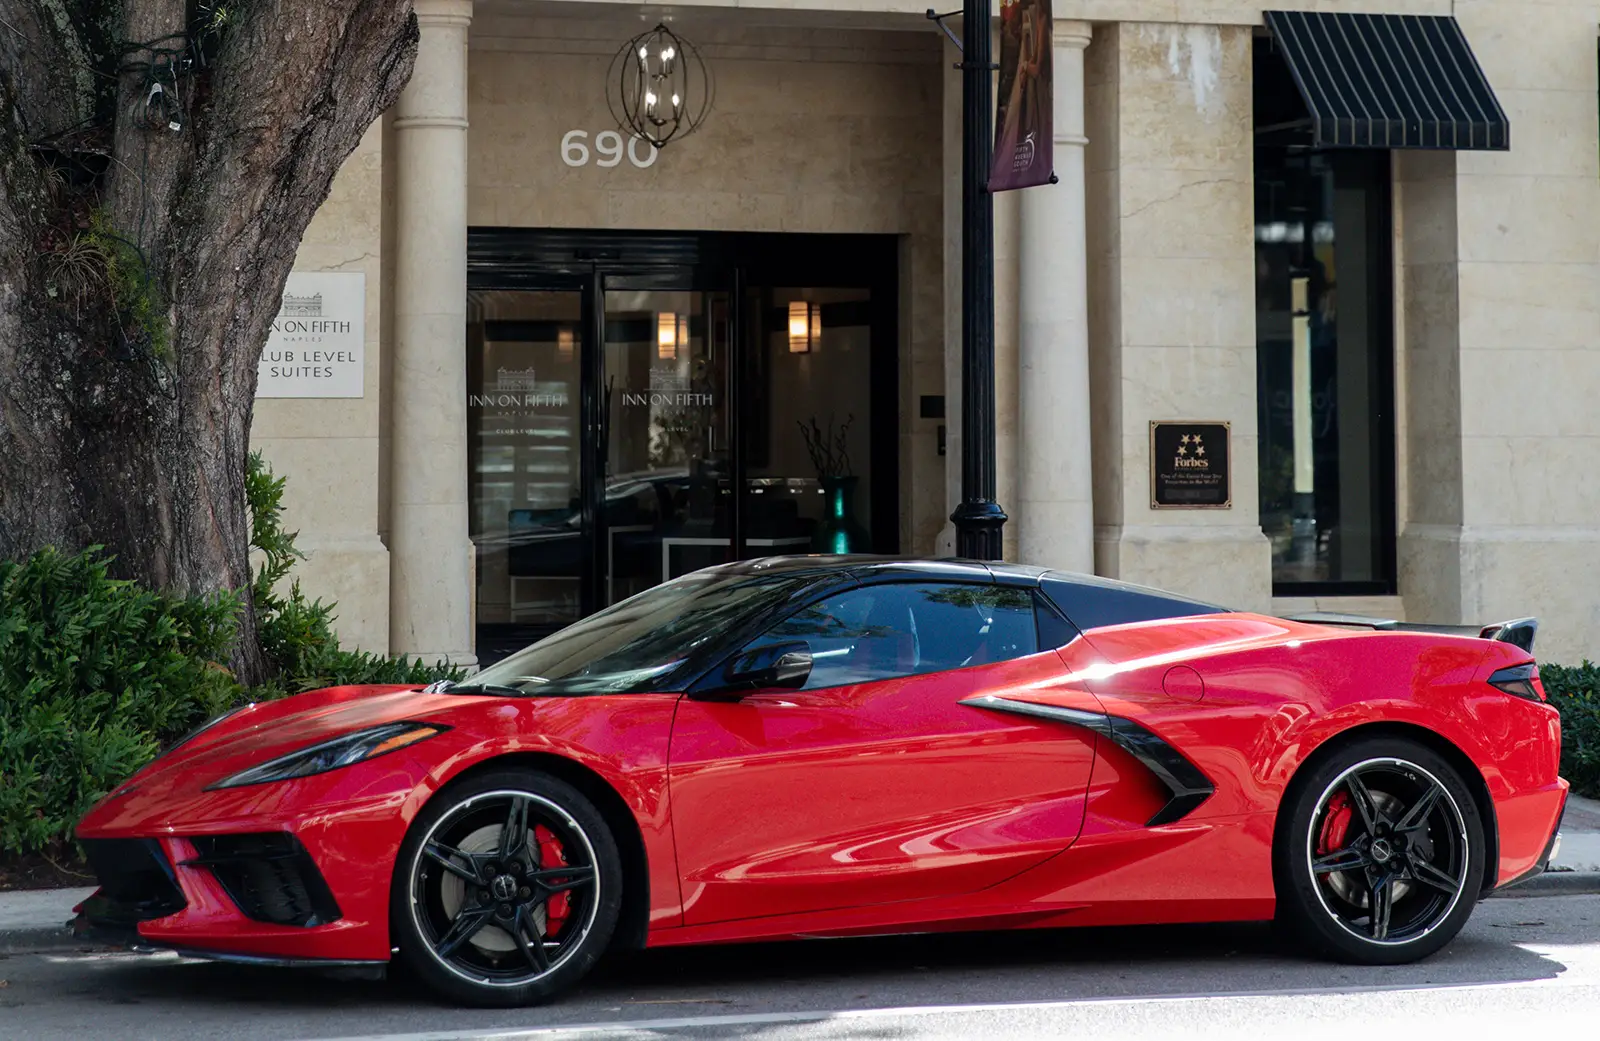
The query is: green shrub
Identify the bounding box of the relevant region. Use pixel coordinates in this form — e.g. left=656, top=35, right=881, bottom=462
left=0, top=548, right=244, bottom=854
left=0, top=458, right=462, bottom=857
left=1544, top=661, right=1600, bottom=799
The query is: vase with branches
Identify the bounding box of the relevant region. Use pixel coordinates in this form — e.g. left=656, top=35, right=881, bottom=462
left=796, top=413, right=867, bottom=553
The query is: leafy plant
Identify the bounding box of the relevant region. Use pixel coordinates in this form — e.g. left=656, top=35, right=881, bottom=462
left=0, top=547, right=244, bottom=854
left=0, top=459, right=463, bottom=858
left=86, top=209, right=169, bottom=359
left=1543, top=661, right=1600, bottom=799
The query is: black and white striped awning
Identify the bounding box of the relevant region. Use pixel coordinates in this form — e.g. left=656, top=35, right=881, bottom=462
left=1263, top=11, right=1509, bottom=151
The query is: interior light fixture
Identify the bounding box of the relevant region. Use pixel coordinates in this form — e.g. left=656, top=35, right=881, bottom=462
left=657, top=312, right=678, bottom=360
left=557, top=326, right=575, bottom=361
left=788, top=301, right=821, bottom=353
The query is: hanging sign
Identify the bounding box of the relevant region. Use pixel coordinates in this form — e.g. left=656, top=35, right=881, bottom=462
left=1150, top=421, right=1232, bottom=509
left=989, top=0, right=1054, bottom=192
left=257, top=272, right=365, bottom=398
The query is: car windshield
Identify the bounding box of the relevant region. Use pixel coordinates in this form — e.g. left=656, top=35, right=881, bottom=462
left=456, top=568, right=826, bottom=696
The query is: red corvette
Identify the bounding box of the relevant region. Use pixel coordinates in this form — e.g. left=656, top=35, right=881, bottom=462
left=73, top=557, right=1567, bottom=1006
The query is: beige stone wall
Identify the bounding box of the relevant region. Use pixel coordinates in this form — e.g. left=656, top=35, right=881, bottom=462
left=251, top=123, right=391, bottom=655
left=1084, top=22, right=1271, bottom=610
left=1398, top=0, right=1600, bottom=662
left=468, top=11, right=947, bottom=555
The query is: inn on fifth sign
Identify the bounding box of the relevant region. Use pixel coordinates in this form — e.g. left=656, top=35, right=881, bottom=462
left=256, top=272, right=365, bottom=398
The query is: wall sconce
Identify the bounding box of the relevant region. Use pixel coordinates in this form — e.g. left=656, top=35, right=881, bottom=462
left=557, top=326, right=575, bottom=361
left=657, top=312, right=679, bottom=360
left=788, top=301, right=821, bottom=353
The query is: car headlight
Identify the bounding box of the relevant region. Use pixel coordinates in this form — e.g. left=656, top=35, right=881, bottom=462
left=205, top=721, right=449, bottom=790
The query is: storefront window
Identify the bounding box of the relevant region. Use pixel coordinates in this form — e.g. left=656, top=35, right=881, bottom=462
left=1254, top=39, right=1398, bottom=594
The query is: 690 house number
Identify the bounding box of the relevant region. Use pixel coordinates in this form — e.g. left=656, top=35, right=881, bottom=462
left=561, top=130, right=659, bottom=169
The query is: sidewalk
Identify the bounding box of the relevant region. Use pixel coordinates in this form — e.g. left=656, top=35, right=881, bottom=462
left=0, top=885, right=95, bottom=954
left=1549, top=791, right=1600, bottom=872
left=3, top=797, right=1597, bottom=953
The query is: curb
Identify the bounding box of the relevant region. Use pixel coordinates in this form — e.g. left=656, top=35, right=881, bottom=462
left=0, top=924, right=107, bottom=956
left=1489, top=870, right=1600, bottom=898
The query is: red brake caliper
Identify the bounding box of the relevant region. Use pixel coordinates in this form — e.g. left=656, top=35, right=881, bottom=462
left=534, top=825, right=571, bottom=935
left=1318, top=791, right=1354, bottom=857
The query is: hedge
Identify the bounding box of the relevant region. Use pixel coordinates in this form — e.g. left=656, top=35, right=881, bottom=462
left=1544, top=662, right=1600, bottom=800
left=0, top=455, right=461, bottom=858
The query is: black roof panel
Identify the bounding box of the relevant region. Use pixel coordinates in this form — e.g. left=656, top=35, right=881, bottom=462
left=1038, top=570, right=1227, bottom=632
left=711, top=556, right=1229, bottom=632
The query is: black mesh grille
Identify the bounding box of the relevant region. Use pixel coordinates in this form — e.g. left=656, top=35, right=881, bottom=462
left=184, top=833, right=342, bottom=927
left=80, top=839, right=187, bottom=923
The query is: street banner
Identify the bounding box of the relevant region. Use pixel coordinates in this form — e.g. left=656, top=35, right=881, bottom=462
left=988, top=0, right=1054, bottom=192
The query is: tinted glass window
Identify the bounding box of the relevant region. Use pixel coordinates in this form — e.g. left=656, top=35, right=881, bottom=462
left=464, top=568, right=823, bottom=695
left=743, top=582, right=1038, bottom=690
left=1035, top=596, right=1080, bottom=649
left=1253, top=37, right=1396, bottom=594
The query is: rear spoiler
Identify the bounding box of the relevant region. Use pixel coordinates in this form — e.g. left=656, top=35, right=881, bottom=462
left=1281, top=613, right=1538, bottom=654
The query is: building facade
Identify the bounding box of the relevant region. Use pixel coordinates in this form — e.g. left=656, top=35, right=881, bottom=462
left=255, top=0, right=1600, bottom=666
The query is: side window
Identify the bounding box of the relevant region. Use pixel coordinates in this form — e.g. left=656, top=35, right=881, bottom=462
left=742, top=582, right=1039, bottom=689
left=1034, top=595, right=1080, bottom=649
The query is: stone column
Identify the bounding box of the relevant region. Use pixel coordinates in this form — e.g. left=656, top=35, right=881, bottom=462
left=1084, top=24, right=1270, bottom=611
left=389, top=0, right=476, bottom=666
left=1015, top=21, right=1094, bottom=573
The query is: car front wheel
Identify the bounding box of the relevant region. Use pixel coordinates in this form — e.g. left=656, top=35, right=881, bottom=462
left=1274, top=736, right=1486, bottom=964
left=391, top=768, right=623, bottom=1006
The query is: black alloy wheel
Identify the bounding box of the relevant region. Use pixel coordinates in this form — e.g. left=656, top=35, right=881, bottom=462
left=1274, top=736, right=1485, bottom=964
left=391, top=769, right=623, bottom=1006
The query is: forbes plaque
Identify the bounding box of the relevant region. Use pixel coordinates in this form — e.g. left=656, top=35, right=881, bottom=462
left=1150, top=421, right=1231, bottom=509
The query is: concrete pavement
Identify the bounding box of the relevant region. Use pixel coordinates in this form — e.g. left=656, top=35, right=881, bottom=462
left=0, top=894, right=1595, bottom=1040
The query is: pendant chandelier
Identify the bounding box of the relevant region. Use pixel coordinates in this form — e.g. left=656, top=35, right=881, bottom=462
left=607, top=23, right=712, bottom=150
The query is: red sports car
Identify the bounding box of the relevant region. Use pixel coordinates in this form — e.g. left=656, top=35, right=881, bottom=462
left=73, top=557, right=1568, bottom=1006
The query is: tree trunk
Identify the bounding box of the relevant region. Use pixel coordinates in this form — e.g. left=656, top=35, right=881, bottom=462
left=0, top=2, right=418, bottom=683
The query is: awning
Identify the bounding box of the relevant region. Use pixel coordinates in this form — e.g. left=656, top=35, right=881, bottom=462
left=1262, top=11, right=1509, bottom=151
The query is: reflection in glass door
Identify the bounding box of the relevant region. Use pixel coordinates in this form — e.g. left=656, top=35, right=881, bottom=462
left=467, top=290, right=584, bottom=637
left=602, top=290, right=738, bottom=605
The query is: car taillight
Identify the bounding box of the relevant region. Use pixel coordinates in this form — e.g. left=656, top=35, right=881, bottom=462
left=1487, top=662, right=1544, bottom=701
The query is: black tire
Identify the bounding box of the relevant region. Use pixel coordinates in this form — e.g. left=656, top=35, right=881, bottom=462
left=390, top=769, right=623, bottom=1007
left=1273, top=736, right=1486, bottom=965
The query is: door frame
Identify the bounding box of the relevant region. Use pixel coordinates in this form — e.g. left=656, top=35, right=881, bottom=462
left=467, top=228, right=902, bottom=651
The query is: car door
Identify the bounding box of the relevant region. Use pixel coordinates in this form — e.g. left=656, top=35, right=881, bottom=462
left=667, top=578, right=1102, bottom=926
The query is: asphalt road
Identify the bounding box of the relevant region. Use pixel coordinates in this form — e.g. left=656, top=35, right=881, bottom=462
left=1, top=894, right=1597, bottom=1041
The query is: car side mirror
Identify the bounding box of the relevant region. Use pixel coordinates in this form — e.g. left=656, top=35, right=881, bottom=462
left=696, top=641, right=813, bottom=701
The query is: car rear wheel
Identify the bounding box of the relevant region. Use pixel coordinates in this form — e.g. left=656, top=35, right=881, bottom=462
left=391, top=769, right=623, bottom=1006
left=1274, top=736, right=1485, bottom=964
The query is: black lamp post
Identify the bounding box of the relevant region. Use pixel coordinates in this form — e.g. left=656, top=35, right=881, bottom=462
left=932, top=5, right=1007, bottom=560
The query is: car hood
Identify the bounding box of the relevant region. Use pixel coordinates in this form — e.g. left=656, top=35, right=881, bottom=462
left=126, top=683, right=477, bottom=788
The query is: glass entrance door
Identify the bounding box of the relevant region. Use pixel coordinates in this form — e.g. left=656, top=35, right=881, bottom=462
left=468, top=289, right=587, bottom=650
left=601, top=289, right=735, bottom=606
left=467, top=230, right=901, bottom=661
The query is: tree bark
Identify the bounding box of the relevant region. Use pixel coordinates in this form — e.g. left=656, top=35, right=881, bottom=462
left=0, top=2, right=418, bottom=683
